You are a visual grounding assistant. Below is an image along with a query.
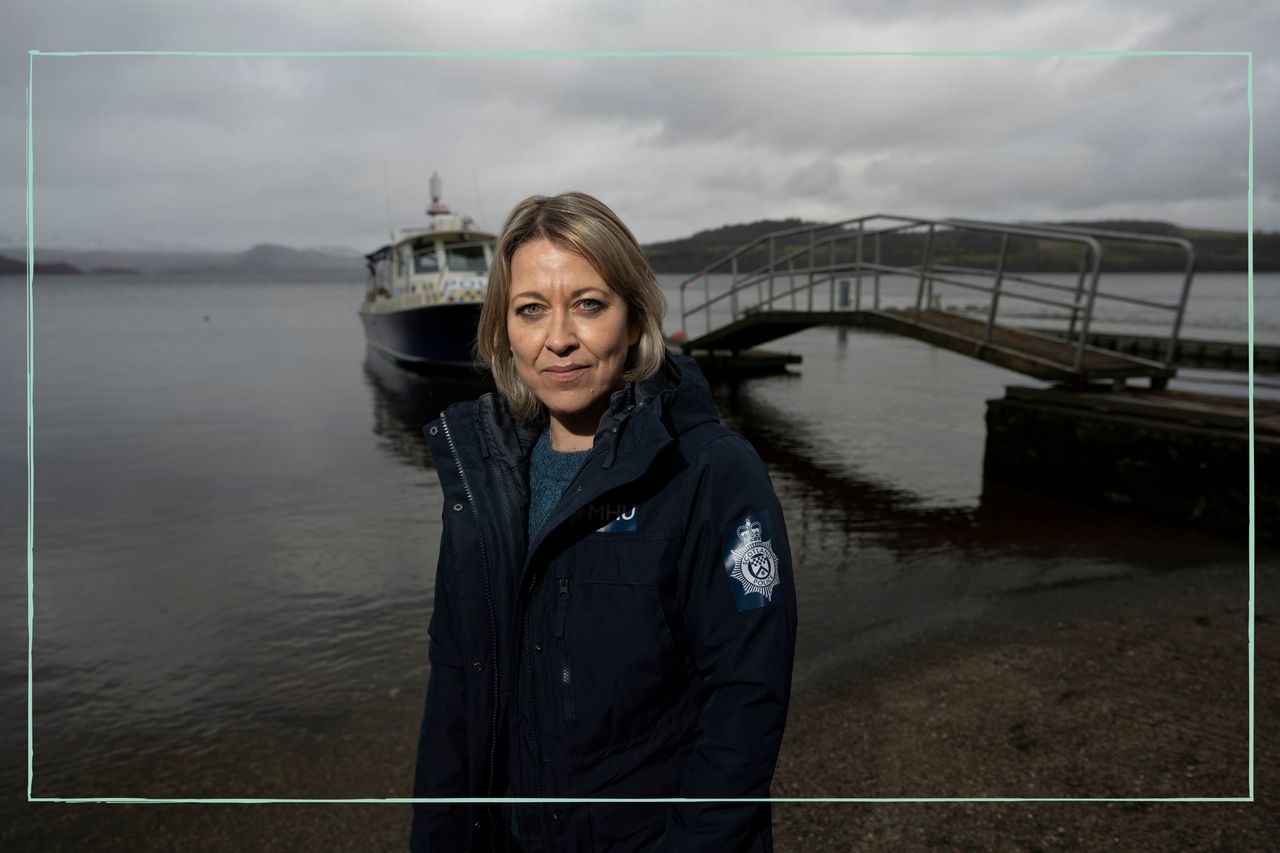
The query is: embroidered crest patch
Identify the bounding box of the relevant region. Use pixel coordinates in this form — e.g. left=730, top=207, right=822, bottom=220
left=722, top=513, right=782, bottom=610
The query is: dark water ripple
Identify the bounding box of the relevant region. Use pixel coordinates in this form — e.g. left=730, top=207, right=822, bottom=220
left=0, top=273, right=1261, bottom=791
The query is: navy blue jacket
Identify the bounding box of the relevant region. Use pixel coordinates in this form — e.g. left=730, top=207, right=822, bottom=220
left=412, top=352, right=796, bottom=852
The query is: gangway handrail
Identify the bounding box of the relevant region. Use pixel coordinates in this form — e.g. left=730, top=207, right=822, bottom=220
left=678, top=215, right=884, bottom=283
left=677, top=213, right=1198, bottom=378
left=681, top=215, right=1105, bottom=312
left=750, top=261, right=1090, bottom=317
left=680, top=215, right=946, bottom=334
left=928, top=262, right=1184, bottom=314
left=679, top=214, right=903, bottom=339
left=709, top=220, right=926, bottom=305
left=680, top=215, right=938, bottom=322
left=680, top=214, right=1110, bottom=371
left=947, top=218, right=1197, bottom=364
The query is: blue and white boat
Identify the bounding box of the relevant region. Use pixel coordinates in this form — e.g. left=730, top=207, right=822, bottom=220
left=360, top=173, right=495, bottom=369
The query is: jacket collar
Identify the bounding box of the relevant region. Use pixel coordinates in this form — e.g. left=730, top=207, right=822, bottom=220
left=462, top=350, right=720, bottom=475
left=428, top=351, right=722, bottom=602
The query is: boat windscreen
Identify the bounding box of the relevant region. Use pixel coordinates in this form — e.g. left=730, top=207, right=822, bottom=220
left=445, top=244, right=488, bottom=273
left=414, top=248, right=440, bottom=274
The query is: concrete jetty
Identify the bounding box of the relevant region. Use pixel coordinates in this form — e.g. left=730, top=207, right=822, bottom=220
left=984, top=386, right=1276, bottom=538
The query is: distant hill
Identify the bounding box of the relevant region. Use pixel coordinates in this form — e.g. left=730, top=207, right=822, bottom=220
left=9, top=222, right=1275, bottom=281
left=0, top=254, right=84, bottom=275
left=164, top=243, right=366, bottom=276
left=641, top=219, right=1279, bottom=275
left=0, top=244, right=364, bottom=278
left=643, top=218, right=821, bottom=274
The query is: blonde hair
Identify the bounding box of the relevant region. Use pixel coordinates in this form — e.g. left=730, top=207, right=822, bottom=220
left=476, top=191, right=668, bottom=422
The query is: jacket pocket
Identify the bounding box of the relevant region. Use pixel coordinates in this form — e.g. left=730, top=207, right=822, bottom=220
left=554, top=538, right=684, bottom=752
left=554, top=565, right=576, bottom=722
left=587, top=802, right=666, bottom=851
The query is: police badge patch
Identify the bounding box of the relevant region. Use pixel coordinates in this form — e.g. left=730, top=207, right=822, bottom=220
left=721, top=513, right=782, bottom=611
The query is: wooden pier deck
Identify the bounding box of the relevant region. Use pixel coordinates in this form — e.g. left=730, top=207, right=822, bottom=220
left=1014, top=327, right=1280, bottom=373
left=664, top=337, right=801, bottom=376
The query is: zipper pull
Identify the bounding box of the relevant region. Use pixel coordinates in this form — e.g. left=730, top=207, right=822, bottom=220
left=555, top=577, right=570, bottom=638
left=602, top=404, right=640, bottom=470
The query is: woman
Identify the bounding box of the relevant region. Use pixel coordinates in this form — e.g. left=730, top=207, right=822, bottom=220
left=411, top=192, right=796, bottom=853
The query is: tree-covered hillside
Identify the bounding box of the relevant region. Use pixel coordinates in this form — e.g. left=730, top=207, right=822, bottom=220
left=642, top=219, right=1278, bottom=275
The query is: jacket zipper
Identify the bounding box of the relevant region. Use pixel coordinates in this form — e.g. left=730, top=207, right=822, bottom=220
left=554, top=577, right=576, bottom=721
left=510, top=402, right=643, bottom=849
left=520, top=569, right=555, bottom=851
left=439, top=412, right=501, bottom=798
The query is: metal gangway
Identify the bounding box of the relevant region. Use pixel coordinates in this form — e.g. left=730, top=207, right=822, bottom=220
left=677, top=215, right=1197, bottom=388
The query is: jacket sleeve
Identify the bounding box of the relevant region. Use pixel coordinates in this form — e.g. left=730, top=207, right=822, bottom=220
left=409, top=518, right=470, bottom=853
left=654, top=434, right=798, bottom=853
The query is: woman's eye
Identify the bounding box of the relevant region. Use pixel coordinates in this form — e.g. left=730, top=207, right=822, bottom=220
left=516, top=304, right=542, bottom=316
left=578, top=299, right=603, bottom=311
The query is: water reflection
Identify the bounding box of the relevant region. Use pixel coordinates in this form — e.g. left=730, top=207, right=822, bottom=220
left=361, top=343, right=1243, bottom=573
left=361, top=347, right=494, bottom=470
left=358, top=343, right=1247, bottom=678
left=711, top=376, right=1244, bottom=569
left=8, top=279, right=1261, bottom=812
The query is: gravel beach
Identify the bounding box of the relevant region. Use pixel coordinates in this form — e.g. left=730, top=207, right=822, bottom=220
left=771, top=553, right=1275, bottom=850
left=4, top=549, right=1273, bottom=851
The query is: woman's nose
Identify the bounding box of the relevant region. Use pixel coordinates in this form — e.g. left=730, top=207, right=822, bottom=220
left=545, top=310, right=578, bottom=354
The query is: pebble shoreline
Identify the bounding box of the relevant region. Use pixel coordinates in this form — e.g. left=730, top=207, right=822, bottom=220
left=5, top=555, right=1274, bottom=850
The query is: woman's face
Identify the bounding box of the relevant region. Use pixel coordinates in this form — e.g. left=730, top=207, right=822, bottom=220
left=507, top=237, right=640, bottom=439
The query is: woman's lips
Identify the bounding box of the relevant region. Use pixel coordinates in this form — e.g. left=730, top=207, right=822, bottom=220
left=545, top=365, right=587, bottom=382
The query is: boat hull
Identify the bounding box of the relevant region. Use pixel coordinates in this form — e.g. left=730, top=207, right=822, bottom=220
left=359, top=302, right=484, bottom=369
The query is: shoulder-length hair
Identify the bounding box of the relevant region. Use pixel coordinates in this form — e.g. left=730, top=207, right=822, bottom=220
left=475, top=191, right=668, bottom=423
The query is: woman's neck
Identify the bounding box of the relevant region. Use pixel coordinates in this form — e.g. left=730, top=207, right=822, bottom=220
left=547, top=397, right=611, bottom=452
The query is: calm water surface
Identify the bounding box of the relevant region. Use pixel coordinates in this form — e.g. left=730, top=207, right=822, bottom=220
left=0, top=272, right=1269, bottom=792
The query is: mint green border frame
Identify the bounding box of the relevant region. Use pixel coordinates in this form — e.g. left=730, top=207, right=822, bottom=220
left=25, top=49, right=1255, bottom=806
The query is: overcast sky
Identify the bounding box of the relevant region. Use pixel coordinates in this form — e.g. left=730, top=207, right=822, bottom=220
left=4, top=0, right=1275, bottom=252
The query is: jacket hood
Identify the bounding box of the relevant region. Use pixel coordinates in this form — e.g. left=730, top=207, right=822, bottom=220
left=449, top=350, right=721, bottom=474
left=608, top=349, right=721, bottom=438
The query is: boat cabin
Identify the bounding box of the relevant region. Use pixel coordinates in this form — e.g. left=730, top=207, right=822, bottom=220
left=362, top=175, right=496, bottom=312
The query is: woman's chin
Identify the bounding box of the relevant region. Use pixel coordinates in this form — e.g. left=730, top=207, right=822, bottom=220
left=544, top=392, right=609, bottom=426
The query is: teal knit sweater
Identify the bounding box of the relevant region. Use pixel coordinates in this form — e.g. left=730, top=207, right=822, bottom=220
left=526, top=426, right=591, bottom=548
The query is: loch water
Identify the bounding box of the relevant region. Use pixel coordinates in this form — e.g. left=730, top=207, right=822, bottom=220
left=0, top=271, right=1271, bottom=794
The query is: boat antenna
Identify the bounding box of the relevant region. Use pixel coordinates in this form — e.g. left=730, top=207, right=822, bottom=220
left=427, top=172, right=450, bottom=216
left=381, top=161, right=394, bottom=242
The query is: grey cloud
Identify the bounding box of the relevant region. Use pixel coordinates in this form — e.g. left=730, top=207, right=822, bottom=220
left=2, top=0, right=1274, bottom=252
left=699, top=167, right=767, bottom=194
left=785, top=157, right=844, bottom=202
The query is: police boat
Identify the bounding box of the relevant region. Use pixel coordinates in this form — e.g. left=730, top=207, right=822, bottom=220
left=360, top=172, right=495, bottom=369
